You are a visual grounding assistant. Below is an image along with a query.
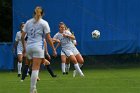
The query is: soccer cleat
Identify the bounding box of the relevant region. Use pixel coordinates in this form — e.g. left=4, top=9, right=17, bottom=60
left=66, top=72, right=68, bottom=75
left=20, top=80, right=23, bottom=82
left=30, top=88, right=37, bottom=93
left=73, top=70, right=77, bottom=77
left=80, top=74, right=85, bottom=77
left=18, top=74, right=21, bottom=77
left=52, top=75, right=57, bottom=78
left=63, top=72, right=66, bottom=75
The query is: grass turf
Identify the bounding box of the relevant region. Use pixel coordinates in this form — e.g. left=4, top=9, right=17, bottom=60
left=0, top=68, right=140, bottom=93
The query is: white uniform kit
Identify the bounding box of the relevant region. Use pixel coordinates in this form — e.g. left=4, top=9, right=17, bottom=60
left=15, top=31, right=23, bottom=54
left=53, top=30, right=79, bottom=57
left=23, top=18, right=50, bottom=59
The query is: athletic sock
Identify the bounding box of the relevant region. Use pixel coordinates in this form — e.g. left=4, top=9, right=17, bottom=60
left=74, top=63, right=84, bottom=76
left=78, top=63, right=83, bottom=68
left=21, top=65, right=29, bottom=80
left=30, top=70, right=39, bottom=92
left=18, top=62, right=22, bottom=74
left=65, top=63, right=70, bottom=73
left=61, top=63, right=66, bottom=74
left=46, top=65, right=56, bottom=77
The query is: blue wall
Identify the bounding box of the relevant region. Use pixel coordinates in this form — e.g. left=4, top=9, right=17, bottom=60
left=1, top=0, right=140, bottom=69
left=13, top=0, right=140, bottom=55
left=0, top=43, right=14, bottom=70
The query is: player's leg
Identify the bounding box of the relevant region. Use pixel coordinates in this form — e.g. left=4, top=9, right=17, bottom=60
left=43, top=59, right=57, bottom=77
left=61, top=55, right=67, bottom=75
left=72, top=48, right=84, bottom=77
left=73, top=54, right=84, bottom=77
left=75, top=53, right=84, bottom=68
left=17, top=54, right=23, bottom=77
left=21, top=58, right=31, bottom=81
left=65, top=58, right=70, bottom=74
left=30, top=58, right=42, bottom=93
left=69, top=55, right=84, bottom=77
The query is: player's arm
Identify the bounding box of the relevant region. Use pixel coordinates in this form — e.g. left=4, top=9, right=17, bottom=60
left=13, top=33, right=19, bottom=53
left=55, top=43, right=61, bottom=50
left=63, top=31, right=75, bottom=40
left=45, top=33, right=57, bottom=57
left=52, top=38, right=60, bottom=43
left=13, top=41, right=18, bottom=53
left=44, top=39, right=51, bottom=60
left=67, top=34, right=75, bottom=40
left=21, top=31, right=26, bottom=55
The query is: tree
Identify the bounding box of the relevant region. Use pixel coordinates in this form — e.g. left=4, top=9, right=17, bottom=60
left=0, top=0, right=12, bottom=42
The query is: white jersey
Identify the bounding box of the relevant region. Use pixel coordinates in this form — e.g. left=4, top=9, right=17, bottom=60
left=53, top=30, right=75, bottom=50
left=15, top=31, right=23, bottom=52
left=23, top=18, right=50, bottom=49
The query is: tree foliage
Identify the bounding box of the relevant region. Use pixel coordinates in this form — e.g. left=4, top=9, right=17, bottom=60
left=0, top=0, right=12, bottom=42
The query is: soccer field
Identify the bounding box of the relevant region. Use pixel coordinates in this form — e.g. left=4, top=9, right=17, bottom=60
left=0, top=68, right=140, bottom=93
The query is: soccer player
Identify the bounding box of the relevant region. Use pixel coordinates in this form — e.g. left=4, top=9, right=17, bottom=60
left=55, top=26, right=79, bottom=75
left=53, top=22, right=84, bottom=77
left=13, top=22, right=25, bottom=77
left=65, top=28, right=77, bottom=74
left=21, top=6, right=57, bottom=93
left=21, top=39, right=57, bottom=82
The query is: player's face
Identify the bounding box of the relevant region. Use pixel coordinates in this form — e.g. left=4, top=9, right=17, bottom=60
left=35, top=7, right=42, bottom=16
left=59, top=25, right=65, bottom=33
left=20, top=24, right=24, bottom=30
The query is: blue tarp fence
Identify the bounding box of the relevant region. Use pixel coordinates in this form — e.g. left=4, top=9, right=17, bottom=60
left=1, top=0, right=140, bottom=69
left=0, top=43, right=14, bottom=70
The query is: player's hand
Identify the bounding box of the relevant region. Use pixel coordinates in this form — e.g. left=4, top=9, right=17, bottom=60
left=46, top=52, right=51, bottom=60
left=56, top=39, right=60, bottom=43
left=63, top=34, right=69, bottom=38
left=53, top=39, right=60, bottom=43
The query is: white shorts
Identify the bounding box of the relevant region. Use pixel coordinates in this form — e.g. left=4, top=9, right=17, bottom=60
left=17, top=47, right=23, bottom=55
left=26, top=46, right=44, bottom=59
left=61, top=47, right=79, bottom=57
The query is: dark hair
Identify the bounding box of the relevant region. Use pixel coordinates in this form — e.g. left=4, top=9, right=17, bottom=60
left=20, top=22, right=24, bottom=28
left=33, top=6, right=44, bottom=16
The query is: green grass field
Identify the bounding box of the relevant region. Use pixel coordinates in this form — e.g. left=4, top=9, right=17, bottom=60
left=0, top=68, right=140, bottom=93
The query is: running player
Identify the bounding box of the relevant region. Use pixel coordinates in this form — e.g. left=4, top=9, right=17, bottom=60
left=55, top=26, right=80, bottom=75
left=65, top=28, right=77, bottom=74
left=13, top=22, right=25, bottom=77
left=53, top=22, right=84, bottom=77
left=21, top=6, right=57, bottom=93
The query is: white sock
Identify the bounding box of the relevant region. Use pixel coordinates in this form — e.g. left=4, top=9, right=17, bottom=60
left=27, top=68, right=29, bottom=75
left=30, top=70, right=39, bottom=92
left=78, top=63, right=83, bottom=68
left=74, top=63, right=84, bottom=76
left=17, top=62, right=22, bottom=74
left=65, top=63, right=70, bottom=72
left=61, top=63, right=66, bottom=73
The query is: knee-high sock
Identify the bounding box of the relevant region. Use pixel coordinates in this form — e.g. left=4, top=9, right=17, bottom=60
left=18, top=62, right=22, bottom=74
left=30, top=70, right=39, bottom=91
left=21, top=65, right=29, bottom=80
left=46, top=65, right=55, bottom=77
left=65, top=63, right=70, bottom=72
left=61, top=63, right=65, bottom=73
left=74, top=63, right=84, bottom=76
left=78, top=63, right=83, bottom=68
